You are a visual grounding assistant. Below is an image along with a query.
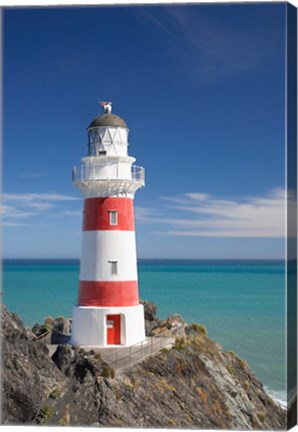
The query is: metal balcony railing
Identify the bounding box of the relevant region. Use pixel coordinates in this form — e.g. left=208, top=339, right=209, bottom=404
left=72, top=164, right=145, bottom=184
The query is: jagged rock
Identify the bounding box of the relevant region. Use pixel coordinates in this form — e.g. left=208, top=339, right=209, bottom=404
left=32, top=316, right=72, bottom=342
left=1, top=303, right=287, bottom=429
left=51, top=345, right=74, bottom=375
left=142, top=300, right=158, bottom=321
left=2, top=306, right=35, bottom=341
left=94, top=333, right=285, bottom=430
left=151, top=313, right=187, bottom=336
left=141, top=301, right=187, bottom=337
left=141, top=300, right=161, bottom=335
left=52, top=345, right=114, bottom=383
left=31, top=322, right=49, bottom=337
left=2, top=305, right=66, bottom=424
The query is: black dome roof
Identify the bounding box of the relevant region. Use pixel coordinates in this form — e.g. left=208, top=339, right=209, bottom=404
left=88, top=113, right=128, bottom=129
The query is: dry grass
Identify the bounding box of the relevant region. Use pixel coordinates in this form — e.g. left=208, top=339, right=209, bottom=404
left=256, top=411, right=266, bottom=423
left=242, top=380, right=250, bottom=391
left=189, top=333, right=222, bottom=360
left=196, top=387, right=208, bottom=404
left=189, top=323, right=207, bottom=335
left=173, top=335, right=187, bottom=350
left=226, top=365, right=234, bottom=375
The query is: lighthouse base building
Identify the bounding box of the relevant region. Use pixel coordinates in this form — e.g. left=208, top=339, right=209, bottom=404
left=71, top=101, right=145, bottom=347
left=72, top=305, right=145, bottom=346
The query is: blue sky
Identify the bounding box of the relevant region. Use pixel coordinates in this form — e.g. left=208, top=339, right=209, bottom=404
left=2, top=3, right=287, bottom=259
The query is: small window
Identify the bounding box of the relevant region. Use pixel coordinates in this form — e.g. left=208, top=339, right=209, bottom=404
left=109, top=211, right=118, bottom=225
left=106, top=320, right=114, bottom=328
left=109, top=261, right=118, bottom=275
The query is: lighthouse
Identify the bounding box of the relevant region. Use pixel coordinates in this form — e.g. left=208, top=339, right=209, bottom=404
left=71, top=101, right=146, bottom=347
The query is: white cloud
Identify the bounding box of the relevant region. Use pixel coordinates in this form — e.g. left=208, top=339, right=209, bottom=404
left=2, top=221, right=28, bottom=227
left=0, top=204, right=35, bottom=219
left=2, top=192, right=80, bottom=227
left=136, top=188, right=289, bottom=238
left=185, top=193, right=209, bottom=201
left=62, top=210, right=82, bottom=216
left=3, top=193, right=79, bottom=202
left=134, top=206, right=162, bottom=223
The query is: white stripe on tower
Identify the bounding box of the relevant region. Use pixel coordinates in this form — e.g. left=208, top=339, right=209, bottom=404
left=80, top=231, right=138, bottom=281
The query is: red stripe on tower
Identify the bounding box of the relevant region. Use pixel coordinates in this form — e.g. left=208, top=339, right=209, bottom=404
left=83, top=197, right=135, bottom=231
left=78, top=281, right=139, bottom=307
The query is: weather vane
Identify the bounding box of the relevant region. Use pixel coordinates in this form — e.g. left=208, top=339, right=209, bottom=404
left=99, top=99, right=112, bottom=114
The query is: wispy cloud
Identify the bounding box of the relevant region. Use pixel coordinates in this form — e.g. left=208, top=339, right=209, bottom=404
left=62, top=210, right=82, bottom=216
left=2, top=192, right=80, bottom=227
left=2, top=221, right=28, bottom=227
left=3, top=193, right=79, bottom=202
left=134, top=206, right=163, bottom=223
left=3, top=189, right=290, bottom=238
left=141, top=6, right=281, bottom=83
left=136, top=188, right=289, bottom=238
left=1, top=204, right=35, bottom=219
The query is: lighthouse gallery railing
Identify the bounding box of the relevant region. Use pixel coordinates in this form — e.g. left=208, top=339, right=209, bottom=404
left=72, top=164, right=145, bottom=184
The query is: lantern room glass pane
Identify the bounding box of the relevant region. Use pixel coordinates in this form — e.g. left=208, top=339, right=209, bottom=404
left=88, top=128, right=103, bottom=156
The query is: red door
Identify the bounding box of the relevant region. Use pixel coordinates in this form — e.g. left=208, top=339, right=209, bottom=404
left=107, top=315, right=121, bottom=345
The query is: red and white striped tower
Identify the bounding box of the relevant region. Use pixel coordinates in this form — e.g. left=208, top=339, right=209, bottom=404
left=71, top=101, right=145, bottom=347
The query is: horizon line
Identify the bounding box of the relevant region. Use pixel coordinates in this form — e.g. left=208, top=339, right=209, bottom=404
left=3, top=257, right=285, bottom=261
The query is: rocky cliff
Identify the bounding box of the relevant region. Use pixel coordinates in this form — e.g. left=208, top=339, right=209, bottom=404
left=1, top=304, right=287, bottom=429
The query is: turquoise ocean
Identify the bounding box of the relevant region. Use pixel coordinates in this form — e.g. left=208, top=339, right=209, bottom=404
left=3, top=259, right=286, bottom=405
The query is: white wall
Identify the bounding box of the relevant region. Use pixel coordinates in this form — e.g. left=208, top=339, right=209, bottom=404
left=80, top=230, right=138, bottom=281
left=71, top=304, right=145, bottom=347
